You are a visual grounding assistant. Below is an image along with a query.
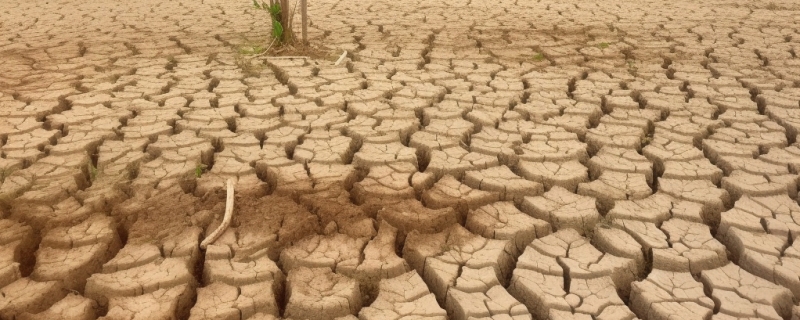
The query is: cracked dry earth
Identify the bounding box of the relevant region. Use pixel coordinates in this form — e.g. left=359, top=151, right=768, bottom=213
left=2, top=0, right=800, bottom=319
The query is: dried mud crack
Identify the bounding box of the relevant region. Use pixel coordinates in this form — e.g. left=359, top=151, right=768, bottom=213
left=1, top=0, right=800, bottom=319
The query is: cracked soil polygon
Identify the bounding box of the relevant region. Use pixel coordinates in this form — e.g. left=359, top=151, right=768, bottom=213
left=3, top=0, right=800, bottom=318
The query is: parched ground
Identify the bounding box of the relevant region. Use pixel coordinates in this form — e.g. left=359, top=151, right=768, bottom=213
left=1, top=0, right=800, bottom=319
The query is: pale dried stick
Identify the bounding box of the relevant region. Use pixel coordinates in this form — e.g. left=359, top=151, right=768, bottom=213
left=200, top=178, right=235, bottom=249
left=252, top=36, right=278, bottom=58
left=335, top=50, right=348, bottom=66
left=264, top=56, right=310, bottom=59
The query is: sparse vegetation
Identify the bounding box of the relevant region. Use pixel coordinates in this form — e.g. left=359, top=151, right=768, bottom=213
left=234, top=41, right=268, bottom=76
left=641, top=135, right=652, bottom=146
left=237, top=43, right=267, bottom=55
left=195, top=164, right=207, bottom=178
left=87, top=163, right=98, bottom=181
left=597, top=42, right=610, bottom=49
left=532, top=53, right=546, bottom=62
left=233, top=0, right=324, bottom=66
left=627, top=59, right=638, bottom=74
left=251, top=0, right=312, bottom=50
left=253, top=0, right=291, bottom=44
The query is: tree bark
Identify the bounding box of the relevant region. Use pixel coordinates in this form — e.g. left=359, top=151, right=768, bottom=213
left=301, top=0, right=307, bottom=44
left=280, top=0, right=291, bottom=42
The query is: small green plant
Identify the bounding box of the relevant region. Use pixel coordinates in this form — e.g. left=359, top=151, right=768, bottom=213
left=238, top=44, right=266, bottom=55
left=195, top=164, right=207, bottom=178
left=268, top=2, right=284, bottom=41
left=253, top=0, right=293, bottom=44
left=87, top=163, right=98, bottom=181
left=627, top=59, right=638, bottom=73
left=641, top=135, right=652, bottom=146
left=532, top=53, right=546, bottom=62
left=233, top=39, right=269, bottom=75
left=597, top=42, right=610, bottom=49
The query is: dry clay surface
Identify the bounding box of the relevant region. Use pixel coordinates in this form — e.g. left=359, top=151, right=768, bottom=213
left=1, top=0, right=800, bottom=319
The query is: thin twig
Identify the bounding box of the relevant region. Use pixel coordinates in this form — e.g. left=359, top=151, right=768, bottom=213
left=284, top=0, right=301, bottom=42
left=200, top=178, right=235, bottom=249
left=251, top=36, right=278, bottom=58
left=264, top=37, right=278, bottom=52
left=335, top=50, right=348, bottom=66
left=264, top=56, right=310, bottom=59
left=291, top=0, right=300, bottom=24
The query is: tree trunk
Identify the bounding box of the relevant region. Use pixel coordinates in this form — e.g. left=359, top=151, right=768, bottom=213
left=280, top=0, right=291, bottom=42
left=301, top=0, right=307, bottom=44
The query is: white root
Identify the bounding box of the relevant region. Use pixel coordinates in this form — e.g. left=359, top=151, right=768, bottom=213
left=200, top=178, right=235, bottom=249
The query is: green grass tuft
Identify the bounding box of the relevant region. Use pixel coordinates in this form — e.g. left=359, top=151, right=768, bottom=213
left=88, top=163, right=98, bottom=181
left=238, top=45, right=265, bottom=55
left=195, top=164, right=207, bottom=178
